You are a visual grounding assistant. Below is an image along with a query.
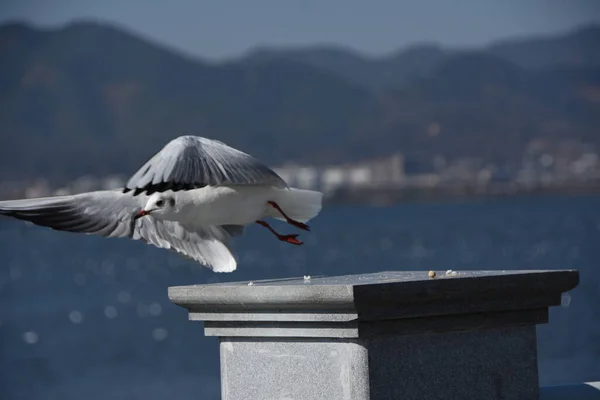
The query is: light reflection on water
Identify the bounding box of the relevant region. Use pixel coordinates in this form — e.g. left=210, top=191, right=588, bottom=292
left=0, top=195, right=599, bottom=399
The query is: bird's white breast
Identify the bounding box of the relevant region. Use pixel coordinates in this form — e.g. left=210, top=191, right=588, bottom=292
left=179, top=185, right=275, bottom=226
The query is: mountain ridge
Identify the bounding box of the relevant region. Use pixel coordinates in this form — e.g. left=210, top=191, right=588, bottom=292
left=1, top=20, right=599, bottom=183
left=237, top=23, right=600, bottom=89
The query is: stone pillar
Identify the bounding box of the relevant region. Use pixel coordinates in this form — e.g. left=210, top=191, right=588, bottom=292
left=169, top=270, right=578, bottom=400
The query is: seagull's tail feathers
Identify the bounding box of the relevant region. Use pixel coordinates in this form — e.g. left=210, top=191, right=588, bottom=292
left=270, top=188, right=323, bottom=223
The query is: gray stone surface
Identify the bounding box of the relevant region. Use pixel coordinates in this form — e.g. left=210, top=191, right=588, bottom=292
left=220, top=339, right=370, bottom=400
left=365, top=325, right=539, bottom=400
left=169, top=270, right=579, bottom=319
left=218, top=326, right=540, bottom=400
left=168, top=270, right=580, bottom=400
left=169, top=269, right=578, bottom=338
left=202, top=308, right=549, bottom=338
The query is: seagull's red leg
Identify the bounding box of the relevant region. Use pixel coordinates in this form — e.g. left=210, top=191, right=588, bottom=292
left=256, top=220, right=303, bottom=245
left=266, top=201, right=310, bottom=231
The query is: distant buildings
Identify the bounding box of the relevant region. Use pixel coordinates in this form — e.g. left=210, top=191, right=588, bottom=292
left=274, top=153, right=406, bottom=194
left=273, top=139, right=600, bottom=197
left=3, top=139, right=599, bottom=201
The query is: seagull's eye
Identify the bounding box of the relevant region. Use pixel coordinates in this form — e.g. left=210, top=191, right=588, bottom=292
left=156, top=199, right=164, bottom=207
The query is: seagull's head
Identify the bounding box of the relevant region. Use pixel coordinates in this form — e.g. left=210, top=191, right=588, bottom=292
left=134, top=192, right=177, bottom=220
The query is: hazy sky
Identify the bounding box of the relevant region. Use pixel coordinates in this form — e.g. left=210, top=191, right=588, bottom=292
left=2, top=0, right=600, bottom=60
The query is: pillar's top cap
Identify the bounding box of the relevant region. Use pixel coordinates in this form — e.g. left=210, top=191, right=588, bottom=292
left=169, top=270, right=579, bottom=319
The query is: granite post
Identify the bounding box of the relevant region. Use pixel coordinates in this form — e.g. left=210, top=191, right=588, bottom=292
left=168, top=270, right=579, bottom=400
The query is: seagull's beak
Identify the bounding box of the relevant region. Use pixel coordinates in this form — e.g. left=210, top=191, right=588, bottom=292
left=134, top=209, right=151, bottom=220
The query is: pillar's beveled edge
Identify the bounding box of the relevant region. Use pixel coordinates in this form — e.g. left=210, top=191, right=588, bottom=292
left=201, top=307, right=549, bottom=338
left=168, top=282, right=355, bottom=311
left=168, top=269, right=579, bottom=339
left=168, top=270, right=579, bottom=316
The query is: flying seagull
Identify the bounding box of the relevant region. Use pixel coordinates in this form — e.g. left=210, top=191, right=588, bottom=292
left=0, top=136, right=323, bottom=272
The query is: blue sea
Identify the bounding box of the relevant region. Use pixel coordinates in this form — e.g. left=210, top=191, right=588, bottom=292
left=0, top=195, right=599, bottom=399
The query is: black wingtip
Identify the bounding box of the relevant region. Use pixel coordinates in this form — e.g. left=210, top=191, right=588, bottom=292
left=123, top=182, right=208, bottom=196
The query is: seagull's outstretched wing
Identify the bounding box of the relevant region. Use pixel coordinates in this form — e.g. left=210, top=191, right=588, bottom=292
left=124, top=135, right=288, bottom=195
left=0, top=190, right=238, bottom=272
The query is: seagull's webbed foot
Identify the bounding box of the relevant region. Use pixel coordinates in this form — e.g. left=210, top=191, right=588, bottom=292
left=256, top=220, right=304, bottom=246
left=278, top=233, right=303, bottom=245
left=266, top=201, right=310, bottom=231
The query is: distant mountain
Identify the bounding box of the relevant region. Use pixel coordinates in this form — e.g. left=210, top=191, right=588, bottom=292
left=359, top=53, right=600, bottom=163
left=240, top=24, right=600, bottom=90
left=489, top=24, right=600, bottom=70
left=241, top=43, right=447, bottom=90
left=1, top=20, right=599, bottom=183
left=0, top=21, right=377, bottom=182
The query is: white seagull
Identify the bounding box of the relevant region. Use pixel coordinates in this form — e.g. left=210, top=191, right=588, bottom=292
left=0, top=136, right=323, bottom=272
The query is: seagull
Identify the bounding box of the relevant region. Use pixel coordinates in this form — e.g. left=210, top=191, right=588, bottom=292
left=0, top=136, right=323, bottom=272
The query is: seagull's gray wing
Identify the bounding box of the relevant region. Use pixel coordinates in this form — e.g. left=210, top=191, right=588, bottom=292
left=0, top=190, right=238, bottom=272
left=140, top=222, right=238, bottom=272
left=0, top=190, right=142, bottom=238
left=124, top=135, right=288, bottom=195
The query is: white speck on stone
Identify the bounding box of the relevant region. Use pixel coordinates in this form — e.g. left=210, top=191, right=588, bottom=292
left=23, top=331, right=38, bottom=344
left=149, top=302, right=162, bottom=316
left=69, top=310, right=84, bottom=324
left=152, top=327, right=168, bottom=341
left=247, top=282, right=254, bottom=286
left=104, top=306, right=118, bottom=319
left=117, top=291, right=131, bottom=304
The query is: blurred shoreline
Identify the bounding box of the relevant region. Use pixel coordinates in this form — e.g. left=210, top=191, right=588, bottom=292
left=1, top=177, right=598, bottom=206
left=326, top=180, right=600, bottom=205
